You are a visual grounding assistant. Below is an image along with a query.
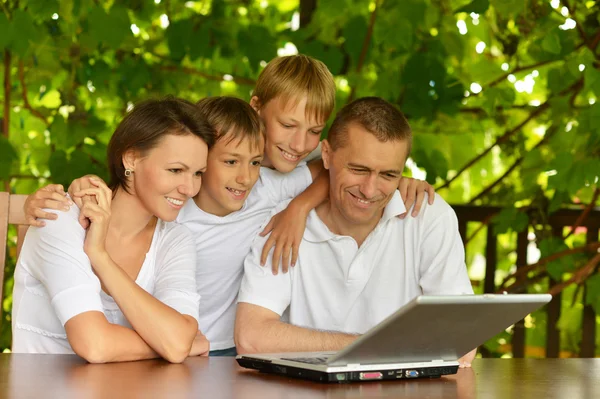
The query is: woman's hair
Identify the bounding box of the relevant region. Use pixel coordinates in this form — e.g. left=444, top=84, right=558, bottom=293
left=107, top=96, right=215, bottom=193
left=252, top=54, right=336, bottom=123
left=195, top=96, right=264, bottom=151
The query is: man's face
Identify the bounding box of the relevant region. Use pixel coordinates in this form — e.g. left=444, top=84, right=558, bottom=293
left=322, top=124, right=408, bottom=227
left=254, top=96, right=325, bottom=173
left=195, top=132, right=264, bottom=216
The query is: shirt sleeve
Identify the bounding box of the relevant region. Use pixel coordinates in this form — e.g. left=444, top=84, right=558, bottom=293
left=260, top=165, right=313, bottom=205
left=238, top=204, right=293, bottom=316
left=18, top=206, right=104, bottom=326
left=152, top=224, right=201, bottom=324
left=418, top=196, right=474, bottom=295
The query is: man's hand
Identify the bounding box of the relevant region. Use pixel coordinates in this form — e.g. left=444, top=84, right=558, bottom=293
left=24, top=184, right=72, bottom=227
left=189, top=331, right=210, bottom=357
left=397, top=177, right=435, bottom=218
left=259, top=203, right=309, bottom=275
left=458, top=348, right=477, bottom=368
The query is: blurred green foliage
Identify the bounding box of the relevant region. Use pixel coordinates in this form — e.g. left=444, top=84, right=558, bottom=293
left=1, top=0, right=599, bottom=356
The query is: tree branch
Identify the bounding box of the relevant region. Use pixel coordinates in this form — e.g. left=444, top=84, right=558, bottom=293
left=548, top=253, right=600, bottom=297
left=468, top=125, right=558, bottom=203
left=2, top=49, right=10, bottom=138
left=438, top=78, right=583, bottom=191
left=563, top=187, right=600, bottom=240
left=464, top=213, right=496, bottom=245
left=499, top=241, right=600, bottom=290
left=477, top=59, right=561, bottom=94
left=159, top=65, right=256, bottom=86
left=437, top=103, right=549, bottom=190
left=18, top=61, right=47, bottom=124
left=347, top=0, right=380, bottom=103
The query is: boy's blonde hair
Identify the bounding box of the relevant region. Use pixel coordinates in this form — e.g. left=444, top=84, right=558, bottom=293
left=252, top=54, right=336, bottom=123
left=195, top=96, right=264, bottom=151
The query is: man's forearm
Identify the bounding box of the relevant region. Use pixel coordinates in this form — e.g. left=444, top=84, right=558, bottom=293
left=238, top=318, right=358, bottom=354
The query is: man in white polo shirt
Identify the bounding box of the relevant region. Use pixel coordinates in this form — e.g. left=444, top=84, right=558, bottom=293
left=235, top=96, right=476, bottom=367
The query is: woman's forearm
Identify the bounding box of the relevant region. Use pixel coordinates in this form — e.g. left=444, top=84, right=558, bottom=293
left=91, top=253, right=198, bottom=363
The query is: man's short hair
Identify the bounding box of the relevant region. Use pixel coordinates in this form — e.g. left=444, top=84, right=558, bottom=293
left=195, top=96, right=264, bottom=151
left=252, top=54, right=336, bottom=123
left=327, top=97, right=412, bottom=155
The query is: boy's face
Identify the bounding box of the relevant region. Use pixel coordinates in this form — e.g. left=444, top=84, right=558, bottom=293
left=255, top=96, right=325, bottom=173
left=194, top=132, right=264, bottom=216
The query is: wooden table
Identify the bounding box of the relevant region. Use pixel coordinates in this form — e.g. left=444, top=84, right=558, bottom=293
left=1, top=354, right=599, bottom=398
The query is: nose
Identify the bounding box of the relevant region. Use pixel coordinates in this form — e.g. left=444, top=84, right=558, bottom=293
left=178, top=173, right=197, bottom=197
left=359, top=173, right=378, bottom=199
left=236, top=164, right=251, bottom=186
left=289, top=130, right=307, bottom=154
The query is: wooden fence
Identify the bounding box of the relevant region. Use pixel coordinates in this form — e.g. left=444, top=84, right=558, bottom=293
left=453, top=205, right=600, bottom=358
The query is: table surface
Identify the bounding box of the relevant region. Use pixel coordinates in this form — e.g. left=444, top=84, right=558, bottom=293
left=1, top=354, right=599, bottom=399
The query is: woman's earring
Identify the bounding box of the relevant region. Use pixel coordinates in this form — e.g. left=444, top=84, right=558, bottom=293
left=124, top=169, right=133, bottom=177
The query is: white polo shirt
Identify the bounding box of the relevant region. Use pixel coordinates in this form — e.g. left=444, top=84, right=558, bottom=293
left=238, top=192, right=473, bottom=334
left=176, top=165, right=313, bottom=350
left=12, top=205, right=201, bottom=354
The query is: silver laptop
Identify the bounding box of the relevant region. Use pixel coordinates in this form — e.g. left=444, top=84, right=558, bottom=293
left=237, top=294, right=552, bottom=383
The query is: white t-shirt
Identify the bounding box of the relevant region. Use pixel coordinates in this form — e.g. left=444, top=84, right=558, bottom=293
left=12, top=206, right=201, bottom=354
left=176, top=165, right=313, bottom=350
left=239, top=192, right=474, bottom=334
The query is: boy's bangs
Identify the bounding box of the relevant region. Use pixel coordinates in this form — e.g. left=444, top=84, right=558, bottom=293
left=278, top=90, right=333, bottom=125
left=217, top=125, right=264, bottom=153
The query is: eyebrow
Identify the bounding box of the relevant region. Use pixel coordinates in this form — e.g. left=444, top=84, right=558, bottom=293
left=279, top=117, right=325, bottom=129
left=167, top=162, right=190, bottom=169
left=347, top=163, right=402, bottom=175
left=223, top=152, right=264, bottom=159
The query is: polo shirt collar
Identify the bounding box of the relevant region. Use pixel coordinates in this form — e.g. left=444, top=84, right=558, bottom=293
left=305, top=191, right=406, bottom=243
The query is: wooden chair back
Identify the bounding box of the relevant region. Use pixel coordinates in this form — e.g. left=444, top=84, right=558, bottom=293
left=0, top=193, right=29, bottom=318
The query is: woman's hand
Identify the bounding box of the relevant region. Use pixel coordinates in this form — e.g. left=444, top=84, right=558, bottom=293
left=259, top=203, right=309, bottom=275
left=189, top=331, right=210, bottom=357
left=23, top=184, right=72, bottom=227
left=68, top=175, right=103, bottom=228
left=397, top=177, right=435, bottom=218
left=74, top=178, right=112, bottom=265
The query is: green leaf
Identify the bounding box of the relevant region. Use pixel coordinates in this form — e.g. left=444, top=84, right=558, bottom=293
left=9, top=10, right=41, bottom=56
left=343, top=16, right=369, bottom=69
left=238, top=25, right=278, bottom=70
left=0, top=14, right=10, bottom=50
left=491, top=0, right=525, bottom=17
left=491, top=207, right=529, bottom=234
left=0, top=136, right=18, bottom=180
left=189, top=23, right=211, bottom=61
left=26, top=0, right=60, bottom=20
left=166, top=18, right=194, bottom=60
left=548, top=190, right=569, bottom=214
left=88, top=5, right=131, bottom=48
left=585, top=274, right=600, bottom=314
left=584, top=65, right=600, bottom=95
left=538, top=237, right=571, bottom=280
left=541, top=32, right=562, bottom=55
left=455, top=0, right=489, bottom=14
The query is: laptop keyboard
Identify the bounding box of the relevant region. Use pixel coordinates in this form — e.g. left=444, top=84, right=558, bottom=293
left=281, top=357, right=329, bottom=365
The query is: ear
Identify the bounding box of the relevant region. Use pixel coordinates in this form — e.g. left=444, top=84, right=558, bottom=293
left=321, top=139, right=332, bottom=170
left=122, top=149, right=139, bottom=172
left=250, top=96, right=261, bottom=113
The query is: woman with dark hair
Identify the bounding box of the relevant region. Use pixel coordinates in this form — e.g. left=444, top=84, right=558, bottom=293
left=11, top=97, right=215, bottom=363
